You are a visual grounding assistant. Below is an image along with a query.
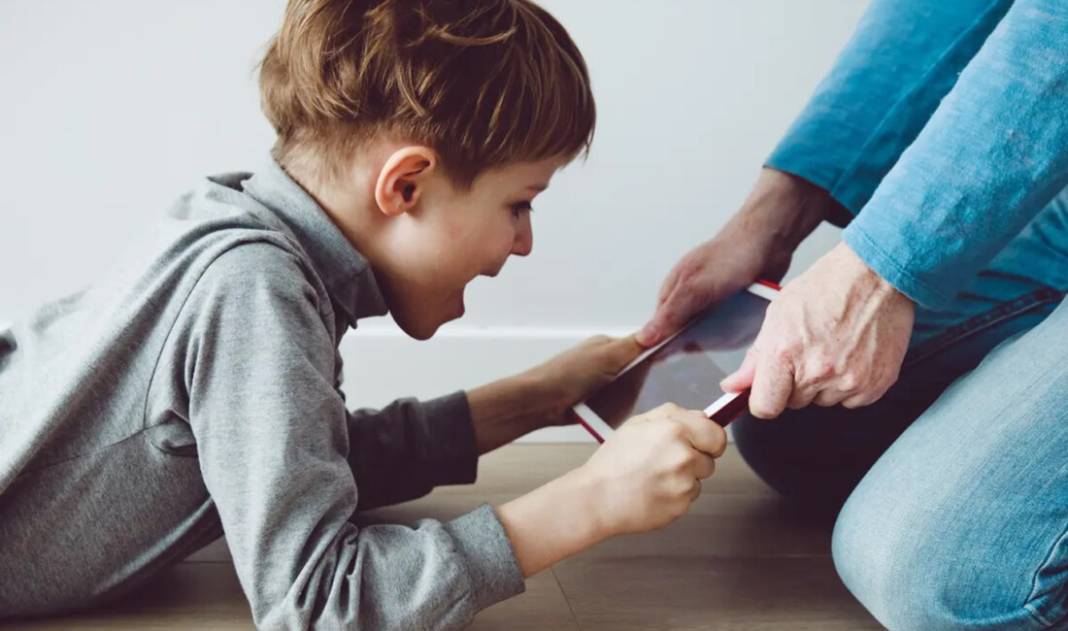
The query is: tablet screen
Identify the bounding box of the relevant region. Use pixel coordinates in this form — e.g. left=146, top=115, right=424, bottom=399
left=583, top=289, right=770, bottom=430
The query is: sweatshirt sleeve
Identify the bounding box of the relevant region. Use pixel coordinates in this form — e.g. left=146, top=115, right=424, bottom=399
left=842, top=0, right=1068, bottom=308
left=179, top=243, right=524, bottom=630
left=766, top=0, right=1012, bottom=221
left=347, top=392, right=479, bottom=510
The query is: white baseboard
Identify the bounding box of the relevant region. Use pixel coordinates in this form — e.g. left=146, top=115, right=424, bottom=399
left=340, top=323, right=639, bottom=443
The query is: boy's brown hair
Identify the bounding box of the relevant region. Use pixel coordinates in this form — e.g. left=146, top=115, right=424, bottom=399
left=259, top=0, right=595, bottom=186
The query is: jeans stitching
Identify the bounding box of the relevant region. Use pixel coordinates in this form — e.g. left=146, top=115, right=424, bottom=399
left=902, top=287, right=1064, bottom=369
left=1023, top=516, right=1068, bottom=629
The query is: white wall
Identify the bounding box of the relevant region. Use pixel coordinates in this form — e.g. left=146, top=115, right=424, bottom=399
left=0, top=1, right=866, bottom=440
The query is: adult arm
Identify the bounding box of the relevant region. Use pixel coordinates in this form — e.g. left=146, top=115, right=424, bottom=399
left=767, top=0, right=1013, bottom=220
left=842, top=0, right=1068, bottom=309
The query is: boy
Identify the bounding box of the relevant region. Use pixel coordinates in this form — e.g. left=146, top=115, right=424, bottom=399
left=0, top=1, right=726, bottom=628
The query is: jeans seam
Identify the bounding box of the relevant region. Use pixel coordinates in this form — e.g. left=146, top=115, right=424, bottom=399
left=1022, top=456, right=1068, bottom=629
left=903, top=287, right=1063, bottom=369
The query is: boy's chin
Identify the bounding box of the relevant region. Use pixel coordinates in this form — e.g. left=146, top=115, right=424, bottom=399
left=394, top=310, right=460, bottom=341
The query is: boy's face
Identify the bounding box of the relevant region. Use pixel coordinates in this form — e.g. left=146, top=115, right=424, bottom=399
left=375, top=154, right=568, bottom=339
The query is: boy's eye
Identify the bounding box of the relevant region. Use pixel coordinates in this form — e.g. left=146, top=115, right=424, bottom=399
left=509, top=201, right=533, bottom=216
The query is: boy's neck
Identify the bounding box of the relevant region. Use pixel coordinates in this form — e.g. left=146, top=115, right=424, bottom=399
left=281, top=155, right=384, bottom=265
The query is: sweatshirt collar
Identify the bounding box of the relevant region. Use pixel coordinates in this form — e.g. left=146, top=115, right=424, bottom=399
left=239, top=156, right=389, bottom=327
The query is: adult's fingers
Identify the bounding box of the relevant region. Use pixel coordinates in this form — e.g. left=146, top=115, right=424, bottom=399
left=720, top=347, right=757, bottom=393
left=656, top=264, right=683, bottom=306
left=812, top=387, right=850, bottom=407
left=639, top=287, right=704, bottom=347
left=841, top=384, right=891, bottom=409
left=786, top=384, right=818, bottom=410
left=748, top=350, right=794, bottom=419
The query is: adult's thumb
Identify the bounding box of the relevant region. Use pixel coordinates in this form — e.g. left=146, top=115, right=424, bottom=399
left=638, top=293, right=694, bottom=347
left=720, top=349, right=757, bottom=393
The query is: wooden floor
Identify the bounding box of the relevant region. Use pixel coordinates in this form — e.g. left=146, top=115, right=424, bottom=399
left=3, top=445, right=881, bottom=630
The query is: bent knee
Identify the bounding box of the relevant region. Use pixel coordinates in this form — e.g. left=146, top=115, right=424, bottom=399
left=731, top=413, right=871, bottom=509
left=832, top=493, right=1056, bottom=631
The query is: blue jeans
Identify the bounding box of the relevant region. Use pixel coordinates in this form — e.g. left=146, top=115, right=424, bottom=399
left=732, top=191, right=1068, bottom=629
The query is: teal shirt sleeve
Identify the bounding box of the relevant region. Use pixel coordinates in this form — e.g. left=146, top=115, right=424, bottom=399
left=766, top=0, right=1012, bottom=221
left=843, top=0, right=1068, bottom=308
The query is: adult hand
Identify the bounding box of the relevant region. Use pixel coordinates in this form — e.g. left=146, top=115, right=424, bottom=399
left=720, top=242, right=915, bottom=417
left=639, top=168, right=837, bottom=347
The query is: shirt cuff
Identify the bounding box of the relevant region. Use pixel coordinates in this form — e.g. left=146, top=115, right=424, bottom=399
left=763, top=157, right=857, bottom=229
left=420, top=391, right=479, bottom=487
left=843, top=222, right=956, bottom=309
left=444, top=504, right=526, bottom=611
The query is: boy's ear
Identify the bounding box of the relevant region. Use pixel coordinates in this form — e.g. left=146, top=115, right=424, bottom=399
left=374, top=146, right=437, bottom=217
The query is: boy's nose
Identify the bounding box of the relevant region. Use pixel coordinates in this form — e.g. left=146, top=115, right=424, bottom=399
left=511, top=214, right=533, bottom=257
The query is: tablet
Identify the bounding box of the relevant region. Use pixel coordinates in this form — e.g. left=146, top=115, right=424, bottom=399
left=573, top=281, right=779, bottom=442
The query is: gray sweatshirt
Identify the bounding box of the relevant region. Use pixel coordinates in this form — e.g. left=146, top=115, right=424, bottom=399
left=0, top=157, right=525, bottom=629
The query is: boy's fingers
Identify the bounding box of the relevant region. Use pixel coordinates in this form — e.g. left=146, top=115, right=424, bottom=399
left=688, top=479, right=703, bottom=501
left=693, top=453, right=716, bottom=479
left=674, top=409, right=727, bottom=457
left=606, top=334, right=645, bottom=368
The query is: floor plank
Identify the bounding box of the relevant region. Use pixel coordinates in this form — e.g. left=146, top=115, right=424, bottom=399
left=3, top=563, right=253, bottom=630
left=470, top=571, right=579, bottom=630
left=554, top=555, right=880, bottom=631
left=0, top=445, right=880, bottom=630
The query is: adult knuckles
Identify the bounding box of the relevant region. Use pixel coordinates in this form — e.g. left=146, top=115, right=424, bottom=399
left=804, top=354, right=836, bottom=380
left=837, top=371, right=862, bottom=392
left=771, top=345, right=797, bottom=366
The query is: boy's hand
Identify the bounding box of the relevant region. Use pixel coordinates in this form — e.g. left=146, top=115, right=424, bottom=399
left=522, top=334, right=645, bottom=426
left=579, top=402, right=726, bottom=536
left=467, top=335, right=643, bottom=453
left=496, top=402, right=726, bottom=577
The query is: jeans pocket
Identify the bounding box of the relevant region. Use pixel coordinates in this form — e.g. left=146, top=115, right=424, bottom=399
left=903, top=286, right=1064, bottom=370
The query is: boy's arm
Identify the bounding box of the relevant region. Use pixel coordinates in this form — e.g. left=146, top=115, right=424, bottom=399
left=766, top=0, right=1011, bottom=220
left=347, top=336, right=645, bottom=509
left=841, top=0, right=1068, bottom=309
left=342, top=372, right=562, bottom=510
left=345, top=393, right=479, bottom=510
left=180, top=245, right=523, bottom=629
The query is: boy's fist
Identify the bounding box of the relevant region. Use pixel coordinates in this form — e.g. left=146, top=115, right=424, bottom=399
left=580, top=403, right=726, bottom=536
